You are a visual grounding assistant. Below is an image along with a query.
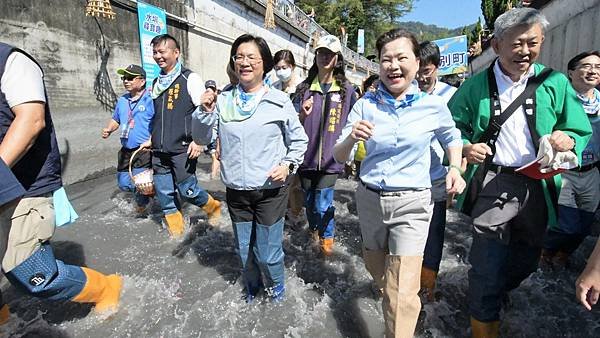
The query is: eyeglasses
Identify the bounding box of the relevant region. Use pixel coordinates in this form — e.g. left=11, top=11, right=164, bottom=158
left=232, top=54, right=263, bottom=65
left=578, top=63, right=600, bottom=71
left=121, top=76, right=142, bottom=81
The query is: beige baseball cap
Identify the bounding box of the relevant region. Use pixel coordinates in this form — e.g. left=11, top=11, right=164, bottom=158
left=315, top=35, right=342, bottom=53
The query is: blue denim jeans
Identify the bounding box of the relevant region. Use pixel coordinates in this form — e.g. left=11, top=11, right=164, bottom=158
left=153, top=173, right=180, bottom=215
left=5, top=244, right=86, bottom=301
left=543, top=205, right=594, bottom=254
left=304, top=187, right=335, bottom=239
left=117, top=170, right=150, bottom=207
left=422, top=201, right=447, bottom=271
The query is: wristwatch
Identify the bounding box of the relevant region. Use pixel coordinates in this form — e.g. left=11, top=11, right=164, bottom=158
left=281, top=161, right=298, bottom=175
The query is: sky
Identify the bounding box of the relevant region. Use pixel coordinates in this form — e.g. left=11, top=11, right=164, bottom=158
left=399, top=0, right=483, bottom=29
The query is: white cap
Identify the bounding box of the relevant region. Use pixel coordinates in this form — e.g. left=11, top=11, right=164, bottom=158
left=315, top=35, right=342, bottom=53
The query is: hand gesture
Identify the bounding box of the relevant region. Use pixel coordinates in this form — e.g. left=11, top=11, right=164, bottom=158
left=201, top=89, right=218, bottom=112
left=350, top=120, right=375, bottom=142
left=187, top=141, right=202, bottom=159
left=101, top=128, right=112, bottom=139
left=463, top=143, right=493, bottom=164
left=446, top=167, right=466, bottom=195
left=267, top=164, right=289, bottom=183
left=549, top=130, right=575, bottom=152
left=300, top=97, right=314, bottom=120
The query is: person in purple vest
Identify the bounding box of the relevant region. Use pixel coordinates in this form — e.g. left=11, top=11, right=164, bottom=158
left=0, top=43, right=122, bottom=322
left=293, top=35, right=358, bottom=256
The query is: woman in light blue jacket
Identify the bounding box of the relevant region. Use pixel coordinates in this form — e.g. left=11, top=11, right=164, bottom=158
left=193, top=34, right=308, bottom=303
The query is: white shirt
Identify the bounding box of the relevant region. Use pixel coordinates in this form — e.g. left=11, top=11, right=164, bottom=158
left=1, top=52, right=46, bottom=108
left=431, top=79, right=457, bottom=103
left=492, top=60, right=537, bottom=167
left=186, top=72, right=204, bottom=107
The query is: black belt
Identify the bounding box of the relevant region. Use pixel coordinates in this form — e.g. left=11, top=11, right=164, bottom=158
left=571, top=162, right=599, bottom=173
left=487, top=164, right=519, bottom=175
left=360, top=180, right=423, bottom=196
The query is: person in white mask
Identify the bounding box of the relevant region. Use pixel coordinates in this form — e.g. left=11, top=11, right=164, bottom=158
left=272, top=49, right=300, bottom=97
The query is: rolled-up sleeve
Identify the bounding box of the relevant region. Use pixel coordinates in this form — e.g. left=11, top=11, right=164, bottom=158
left=192, top=107, right=218, bottom=145
left=434, top=103, right=463, bottom=149
left=281, top=100, right=308, bottom=165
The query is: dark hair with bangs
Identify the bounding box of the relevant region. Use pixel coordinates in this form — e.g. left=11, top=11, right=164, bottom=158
left=273, top=49, right=296, bottom=68
left=419, top=41, right=440, bottom=67
left=375, top=28, right=420, bottom=60
left=150, top=34, right=180, bottom=50
left=229, top=34, right=274, bottom=78
left=568, top=50, right=600, bottom=71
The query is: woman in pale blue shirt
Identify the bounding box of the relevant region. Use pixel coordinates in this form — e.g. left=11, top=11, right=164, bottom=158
left=333, top=28, right=465, bottom=338
left=194, top=34, right=308, bottom=303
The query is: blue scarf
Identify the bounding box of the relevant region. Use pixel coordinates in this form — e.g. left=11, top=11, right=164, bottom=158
left=578, top=88, right=600, bottom=116
left=366, top=80, right=424, bottom=110
left=152, top=61, right=182, bottom=99
left=220, top=83, right=267, bottom=123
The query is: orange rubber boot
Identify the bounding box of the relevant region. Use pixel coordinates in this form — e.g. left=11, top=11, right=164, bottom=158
left=320, top=238, right=334, bottom=256
left=202, top=195, right=221, bottom=225
left=164, top=211, right=185, bottom=238
left=72, top=267, right=123, bottom=313
left=0, top=304, right=10, bottom=325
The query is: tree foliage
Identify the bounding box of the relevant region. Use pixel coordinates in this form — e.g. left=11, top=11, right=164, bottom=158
left=481, top=0, right=519, bottom=32
left=296, top=0, right=415, bottom=56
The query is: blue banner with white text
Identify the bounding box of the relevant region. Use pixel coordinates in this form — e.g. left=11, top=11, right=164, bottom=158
left=433, top=35, right=468, bottom=76
left=137, top=1, right=167, bottom=88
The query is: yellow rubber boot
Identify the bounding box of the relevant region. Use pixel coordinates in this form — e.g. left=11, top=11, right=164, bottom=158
left=470, top=317, right=500, bottom=338
left=72, top=267, right=123, bottom=313
left=420, top=266, right=438, bottom=302
left=320, top=238, right=334, bottom=256
left=0, top=304, right=10, bottom=325
left=164, top=211, right=185, bottom=238
left=202, top=195, right=221, bottom=225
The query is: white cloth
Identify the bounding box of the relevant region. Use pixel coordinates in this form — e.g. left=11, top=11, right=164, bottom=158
left=492, top=60, right=537, bottom=167
left=536, top=135, right=578, bottom=172
left=1, top=52, right=46, bottom=108
left=186, top=72, right=204, bottom=107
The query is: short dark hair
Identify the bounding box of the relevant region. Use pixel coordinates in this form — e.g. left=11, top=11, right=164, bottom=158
left=376, top=28, right=420, bottom=60
left=363, top=74, right=379, bottom=93
left=273, top=49, right=296, bottom=68
left=419, top=41, right=440, bottom=67
left=229, top=34, right=274, bottom=78
left=150, top=34, right=180, bottom=50
left=568, top=50, right=600, bottom=71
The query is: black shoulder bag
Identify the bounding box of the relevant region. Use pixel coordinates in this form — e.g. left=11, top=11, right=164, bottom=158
left=461, top=65, right=553, bottom=216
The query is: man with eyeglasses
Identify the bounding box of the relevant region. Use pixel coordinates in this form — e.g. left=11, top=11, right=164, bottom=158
left=541, top=51, right=600, bottom=270
left=416, top=41, right=459, bottom=303
left=141, top=34, right=221, bottom=238
left=101, top=64, right=154, bottom=216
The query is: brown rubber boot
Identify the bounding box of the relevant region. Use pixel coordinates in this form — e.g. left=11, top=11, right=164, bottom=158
left=362, top=247, right=386, bottom=295
left=470, top=317, right=500, bottom=338
left=420, top=266, right=438, bottom=302
left=0, top=304, right=10, bottom=325
left=383, top=255, right=423, bottom=338
left=164, top=211, right=185, bottom=238
left=202, top=195, right=221, bottom=225
left=72, top=267, right=123, bottom=313
left=320, top=238, right=334, bottom=256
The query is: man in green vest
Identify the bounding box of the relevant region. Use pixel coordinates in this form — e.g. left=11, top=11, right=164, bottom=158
left=449, top=8, right=592, bottom=337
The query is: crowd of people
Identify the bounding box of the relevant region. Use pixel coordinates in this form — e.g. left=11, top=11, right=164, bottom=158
left=1, top=5, right=600, bottom=338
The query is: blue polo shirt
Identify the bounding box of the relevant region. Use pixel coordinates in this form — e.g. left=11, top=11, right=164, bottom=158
left=112, top=90, right=155, bottom=149
left=0, top=158, right=25, bottom=205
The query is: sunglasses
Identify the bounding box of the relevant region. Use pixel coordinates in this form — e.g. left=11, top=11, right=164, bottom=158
left=121, top=76, right=142, bottom=81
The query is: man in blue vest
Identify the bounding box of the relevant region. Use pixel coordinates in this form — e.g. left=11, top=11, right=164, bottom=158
left=142, top=34, right=221, bottom=238
left=0, top=43, right=122, bottom=323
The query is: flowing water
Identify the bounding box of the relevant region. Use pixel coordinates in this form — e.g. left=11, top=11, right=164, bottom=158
left=1, top=163, right=599, bottom=337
